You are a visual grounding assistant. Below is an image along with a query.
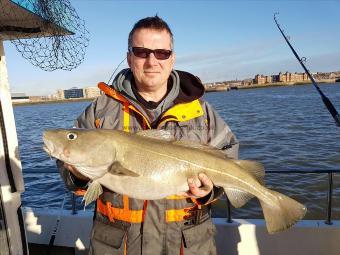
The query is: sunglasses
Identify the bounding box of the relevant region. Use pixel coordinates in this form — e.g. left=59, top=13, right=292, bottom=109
left=129, top=47, right=172, bottom=60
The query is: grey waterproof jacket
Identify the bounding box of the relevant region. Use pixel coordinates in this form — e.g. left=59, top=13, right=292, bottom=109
left=58, top=69, right=238, bottom=255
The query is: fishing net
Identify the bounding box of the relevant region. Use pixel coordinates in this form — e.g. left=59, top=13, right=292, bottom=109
left=0, top=0, right=89, bottom=71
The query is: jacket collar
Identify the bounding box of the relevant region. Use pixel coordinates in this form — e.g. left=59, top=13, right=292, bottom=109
left=98, top=82, right=203, bottom=128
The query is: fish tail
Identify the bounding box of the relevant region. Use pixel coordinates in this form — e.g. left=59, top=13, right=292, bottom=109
left=82, top=180, right=103, bottom=207
left=259, top=190, right=306, bottom=234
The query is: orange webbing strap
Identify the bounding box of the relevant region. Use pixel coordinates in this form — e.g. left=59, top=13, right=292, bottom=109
left=98, top=82, right=129, bottom=103
left=97, top=82, right=151, bottom=129
left=74, top=189, right=86, bottom=196
left=142, top=200, right=148, bottom=222
left=95, top=119, right=101, bottom=129
left=124, top=235, right=127, bottom=255
left=97, top=199, right=144, bottom=223
left=190, top=198, right=202, bottom=208
left=165, top=197, right=205, bottom=222
left=122, top=194, right=131, bottom=218
left=165, top=205, right=197, bottom=222
left=97, top=198, right=196, bottom=223
left=180, top=239, right=184, bottom=255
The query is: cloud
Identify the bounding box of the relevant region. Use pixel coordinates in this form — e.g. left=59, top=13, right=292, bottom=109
left=175, top=39, right=340, bottom=83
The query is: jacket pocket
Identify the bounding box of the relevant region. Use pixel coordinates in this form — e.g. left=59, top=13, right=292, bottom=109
left=181, top=219, right=217, bottom=255
left=90, top=220, right=129, bottom=254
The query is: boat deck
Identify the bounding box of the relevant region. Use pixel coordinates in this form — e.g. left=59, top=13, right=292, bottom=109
left=24, top=207, right=340, bottom=255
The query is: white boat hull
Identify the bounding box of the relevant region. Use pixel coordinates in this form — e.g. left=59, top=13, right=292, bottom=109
left=23, top=207, right=340, bottom=255
left=0, top=40, right=27, bottom=255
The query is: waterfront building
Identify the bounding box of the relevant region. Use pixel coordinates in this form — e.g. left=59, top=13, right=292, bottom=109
left=29, top=96, right=46, bottom=102
left=277, top=72, right=309, bottom=83
left=64, top=87, right=84, bottom=99
left=83, top=86, right=101, bottom=98
left=56, top=89, right=65, bottom=100
left=241, top=79, right=253, bottom=86
left=254, top=74, right=272, bottom=84
left=11, top=92, right=29, bottom=103
left=254, top=72, right=309, bottom=84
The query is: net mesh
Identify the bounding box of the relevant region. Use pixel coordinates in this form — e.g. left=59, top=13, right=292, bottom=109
left=0, top=0, right=89, bottom=71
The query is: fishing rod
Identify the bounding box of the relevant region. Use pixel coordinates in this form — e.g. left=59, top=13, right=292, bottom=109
left=273, top=13, right=340, bottom=127
left=107, top=56, right=127, bottom=84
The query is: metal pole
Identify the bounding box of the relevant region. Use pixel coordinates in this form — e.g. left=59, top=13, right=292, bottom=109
left=325, top=172, right=333, bottom=225
left=71, top=192, right=77, bottom=215
left=226, top=197, right=232, bottom=223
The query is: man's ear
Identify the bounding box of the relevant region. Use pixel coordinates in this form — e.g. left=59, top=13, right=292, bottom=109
left=170, top=52, right=176, bottom=67
left=127, top=52, right=131, bottom=67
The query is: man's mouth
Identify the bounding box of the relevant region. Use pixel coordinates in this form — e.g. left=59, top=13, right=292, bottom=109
left=144, top=70, right=159, bottom=74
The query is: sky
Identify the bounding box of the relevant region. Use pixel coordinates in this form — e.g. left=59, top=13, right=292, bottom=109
left=3, top=0, right=340, bottom=96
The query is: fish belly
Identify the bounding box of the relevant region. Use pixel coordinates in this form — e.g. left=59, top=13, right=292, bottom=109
left=96, top=173, right=189, bottom=200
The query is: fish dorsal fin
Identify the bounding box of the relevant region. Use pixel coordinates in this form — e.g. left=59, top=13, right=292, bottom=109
left=172, top=140, right=227, bottom=159
left=233, top=160, right=265, bottom=185
left=136, top=130, right=174, bottom=141
left=109, top=162, right=140, bottom=177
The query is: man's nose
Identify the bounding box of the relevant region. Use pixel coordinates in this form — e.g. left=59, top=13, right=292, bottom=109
left=145, top=52, right=158, bottom=65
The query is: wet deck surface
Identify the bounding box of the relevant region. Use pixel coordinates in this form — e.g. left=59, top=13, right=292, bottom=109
left=29, top=243, right=88, bottom=255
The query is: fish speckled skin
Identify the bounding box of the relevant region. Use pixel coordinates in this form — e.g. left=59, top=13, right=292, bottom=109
left=43, top=128, right=306, bottom=233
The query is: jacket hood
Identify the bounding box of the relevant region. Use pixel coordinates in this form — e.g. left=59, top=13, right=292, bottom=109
left=174, top=70, right=205, bottom=103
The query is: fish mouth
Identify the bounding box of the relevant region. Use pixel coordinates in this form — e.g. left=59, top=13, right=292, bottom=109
left=42, top=139, right=55, bottom=157
left=43, top=145, right=50, bottom=154
left=43, top=145, right=55, bottom=158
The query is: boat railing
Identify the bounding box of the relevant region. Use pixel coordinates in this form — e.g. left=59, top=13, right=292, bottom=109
left=67, top=169, right=340, bottom=225
left=225, top=169, right=339, bottom=225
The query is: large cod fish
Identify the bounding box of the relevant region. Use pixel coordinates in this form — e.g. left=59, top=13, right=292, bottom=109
left=43, top=129, right=306, bottom=233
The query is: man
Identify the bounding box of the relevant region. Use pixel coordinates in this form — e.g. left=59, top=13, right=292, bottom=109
left=58, top=16, right=238, bottom=255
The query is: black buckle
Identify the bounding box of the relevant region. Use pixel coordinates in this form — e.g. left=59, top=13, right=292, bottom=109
left=184, top=207, right=210, bottom=225
left=221, top=141, right=238, bottom=150
left=193, top=209, right=203, bottom=225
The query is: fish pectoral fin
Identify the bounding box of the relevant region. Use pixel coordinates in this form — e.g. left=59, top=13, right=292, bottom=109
left=109, top=162, right=140, bottom=177
left=232, top=160, right=265, bottom=185
left=83, top=180, right=103, bottom=207
left=224, top=187, right=254, bottom=208
left=136, top=130, right=174, bottom=141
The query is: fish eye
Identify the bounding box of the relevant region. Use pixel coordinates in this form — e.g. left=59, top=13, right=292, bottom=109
left=67, top=132, right=77, bottom=140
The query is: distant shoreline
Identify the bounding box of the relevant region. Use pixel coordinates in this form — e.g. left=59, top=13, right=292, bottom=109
left=238, top=81, right=339, bottom=90
left=205, top=81, right=339, bottom=92
left=13, top=81, right=339, bottom=106
left=13, top=97, right=94, bottom=106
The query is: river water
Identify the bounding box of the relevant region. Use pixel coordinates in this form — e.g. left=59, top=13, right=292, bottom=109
left=13, top=83, right=340, bottom=220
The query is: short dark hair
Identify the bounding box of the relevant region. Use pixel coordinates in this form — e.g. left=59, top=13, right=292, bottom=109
left=128, top=15, right=174, bottom=49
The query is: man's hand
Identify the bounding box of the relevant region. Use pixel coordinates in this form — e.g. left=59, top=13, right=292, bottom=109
left=63, top=162, right=90, bottom=181
left=177, top=173, right=213, bottom=199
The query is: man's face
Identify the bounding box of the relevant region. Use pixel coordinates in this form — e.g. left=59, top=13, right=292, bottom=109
left=127, top=28, right=175, bottom=92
